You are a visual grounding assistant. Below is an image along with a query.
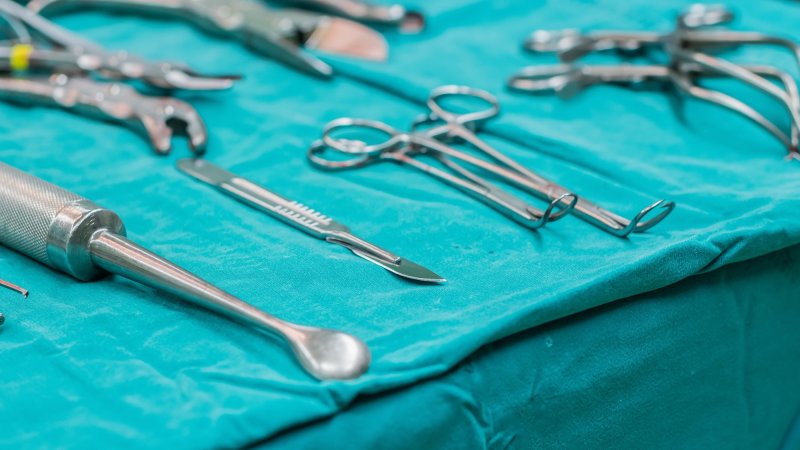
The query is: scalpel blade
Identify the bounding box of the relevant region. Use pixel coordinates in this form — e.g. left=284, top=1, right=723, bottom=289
left=177, top=159, right=444, bottom=283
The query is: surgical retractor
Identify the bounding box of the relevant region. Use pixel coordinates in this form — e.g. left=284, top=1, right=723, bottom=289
left=0, top=162, right=370, bottom=380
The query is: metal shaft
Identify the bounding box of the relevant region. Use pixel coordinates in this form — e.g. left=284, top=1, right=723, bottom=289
left=88, top=231, right=297, bottom=338
left=0, top=162, right=369, bottom=379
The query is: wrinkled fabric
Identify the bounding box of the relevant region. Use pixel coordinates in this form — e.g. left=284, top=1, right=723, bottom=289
left=0, top=0, right=799, bottom=448
left=265, top=244, right=800, bottom=449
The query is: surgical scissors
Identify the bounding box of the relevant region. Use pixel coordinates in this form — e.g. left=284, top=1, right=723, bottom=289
left=309, top=116, right=578, bottom=230
left=508, top=63, right=800, bottom=157
left=415, top=85, right=674, bottom=236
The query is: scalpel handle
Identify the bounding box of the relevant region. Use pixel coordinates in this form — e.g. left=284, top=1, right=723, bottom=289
left=177, top=159, right=348, bottom=239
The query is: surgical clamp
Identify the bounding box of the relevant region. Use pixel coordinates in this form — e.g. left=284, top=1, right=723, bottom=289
left=415, top=85, right=674, bottom=237
left=310, top=133, right=576, bottom=230
left=508, top=64, right=800, bottom=157
left=26, top=0, right=390, bottom=78
left=0, top=161, right=370, bottom=380
left=177, top=158, right=445, bottom=283
left=0, top=0, right=239, bottom=90
left=0, top=73, right=207, bottom=154
left=310, top=114, right=578, bottom=230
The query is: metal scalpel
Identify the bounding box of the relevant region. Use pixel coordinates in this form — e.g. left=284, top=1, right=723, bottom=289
left=178, top=158, right=445, bottom=283
left=0, top=161, right=369, bottom=380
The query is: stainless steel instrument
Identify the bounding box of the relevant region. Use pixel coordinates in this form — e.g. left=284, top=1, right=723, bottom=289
left=26, top=0, right=390, bottom=78
left=513, top=4, right=800, bottom=160
left=0, top=0, right=239, bottom=90
left=311, top=85, right=673, bottom=237
left=310, top=122, right=577, bottom=231
left=0, top=73, right=208, bottom=155
left=178, top=159, right=447, bottom=283
left=282, top=0, right=425, bottom=33
left=0, top=162, right=370, bottom=380
left=0, top=276, right=29, bottom=327
left=508, top=63, right=800, bottom=155
left=177, top=158, right=445, bottom=283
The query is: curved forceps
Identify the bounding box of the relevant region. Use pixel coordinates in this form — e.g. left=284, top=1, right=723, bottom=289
left=308, top=118, right=577, bottom=230
left=419, top=85, right=674, bottom=237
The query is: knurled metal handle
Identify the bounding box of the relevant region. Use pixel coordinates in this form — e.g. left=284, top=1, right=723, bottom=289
left=0, top=162, right=84, bottom=265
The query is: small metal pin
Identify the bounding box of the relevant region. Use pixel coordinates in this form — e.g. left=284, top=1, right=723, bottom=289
left=0, top=277, right=28, bottom=327
left=0, top=278, right=28, bottom=298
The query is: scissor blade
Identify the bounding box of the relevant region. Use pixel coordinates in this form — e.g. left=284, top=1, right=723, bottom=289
left=305, top=17, right=389, bottom=61
left=348, top=247, right=446, bottom=283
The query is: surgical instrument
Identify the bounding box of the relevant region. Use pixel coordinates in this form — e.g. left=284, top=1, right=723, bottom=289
left=0, top=0, right=239, bottom=90
left=26, top=0, right=390, bottom=78
left=281, top=0, right=425, bottom=33
left=508, top=63, right=800, bottom=156
left=0, top=73, right=207, bottom=154
left=0, top=278, right=28, bottom=298
left=0, top=276, right=28, bottom=327
left=177, top=158, right=445, bottom=283
left=311, top=121, right=578, bottom=230
left=0, top=41, right=240, bottom=90
left=0, top=161, right=369, bottom=380
left=517, top=5, right=800, bottom=160
left=414, top=85, right=674, bottom=237
left=527, top=5, right=800, bottom=72
left=523, top=4, right=734, bottom=62
left=525, top=6, right=800, bottom=131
